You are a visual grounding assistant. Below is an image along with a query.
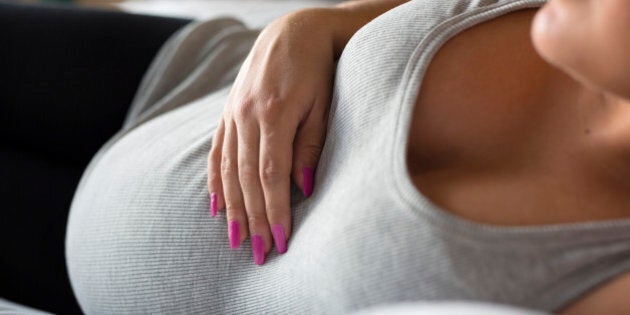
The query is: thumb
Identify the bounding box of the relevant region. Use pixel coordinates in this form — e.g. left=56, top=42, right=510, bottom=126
left=292, top=102, right=329, bottom=198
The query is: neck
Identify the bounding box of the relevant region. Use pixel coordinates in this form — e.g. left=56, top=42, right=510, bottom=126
left=537, top=66, right=630, bottom=194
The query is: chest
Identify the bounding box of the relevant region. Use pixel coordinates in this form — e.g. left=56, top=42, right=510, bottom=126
left=404, top=9, right=579, bottom=226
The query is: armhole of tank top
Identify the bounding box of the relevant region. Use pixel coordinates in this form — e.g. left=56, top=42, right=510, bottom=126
left=388, top=0, right=630, bottom=243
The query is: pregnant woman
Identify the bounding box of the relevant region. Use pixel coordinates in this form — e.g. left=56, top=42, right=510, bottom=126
left=6, top=0, right=630, bottom=313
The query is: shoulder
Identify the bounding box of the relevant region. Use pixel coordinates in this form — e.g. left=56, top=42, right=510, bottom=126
left=407, top=8, right=553, bottom=173
left=558, top=272, right=630, bottom=315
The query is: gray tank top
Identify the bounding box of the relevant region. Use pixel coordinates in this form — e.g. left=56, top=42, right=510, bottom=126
left=65, top=0, right=630, bottom=314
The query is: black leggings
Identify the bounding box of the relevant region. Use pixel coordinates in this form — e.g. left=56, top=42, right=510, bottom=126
left=0, top=2, right=191, bottom=314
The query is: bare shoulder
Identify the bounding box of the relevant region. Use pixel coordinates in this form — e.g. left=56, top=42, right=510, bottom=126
left=558, top=272, right=630, bottom=315
left=407, top=8, right=552, bottom=173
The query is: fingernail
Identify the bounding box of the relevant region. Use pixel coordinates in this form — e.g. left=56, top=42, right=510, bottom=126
left=228, top=220, right=240, bottom=249
left=271, top=224, right=287, bottom=254
left=210, top=192, right=217, bottom=217
left=302, top=167, right=314, bottom=197
left=251, top=234, right=265, bottom=265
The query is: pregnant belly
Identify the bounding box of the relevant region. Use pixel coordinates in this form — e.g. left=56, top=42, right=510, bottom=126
left=63, top=92, right=353, bottom=314
left=66, top=94, right=232, bottom=313
left=63, top=78, right=445, bottom=314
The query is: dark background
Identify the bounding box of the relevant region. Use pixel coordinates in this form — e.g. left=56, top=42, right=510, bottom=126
left=0, top=1, right=190, bottom=313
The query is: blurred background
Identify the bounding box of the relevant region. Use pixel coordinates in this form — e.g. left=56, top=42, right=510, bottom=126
left=11, top=0, right=338, bottom=28
left=15, top=0, right=122, bottom=9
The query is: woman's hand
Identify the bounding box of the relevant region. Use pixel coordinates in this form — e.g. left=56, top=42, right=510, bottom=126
left=207, top=0, right=409, bottom=265
left=207, top=9, right=335, bottom=265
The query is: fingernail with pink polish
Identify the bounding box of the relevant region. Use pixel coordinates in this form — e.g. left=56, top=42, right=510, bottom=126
left=251, top=234, right=265, bottom=265
left=271, top=224, right=287, bottom=254
left=229, top=220, right=240, bottom=249
left=210, top=192, right=217, bottom=217
left=302, top=167, right=314, bottom=197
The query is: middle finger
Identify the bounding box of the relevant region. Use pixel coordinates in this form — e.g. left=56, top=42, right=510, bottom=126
left=235, top=118, right=272, bottom=265
left=221, top=119, right=249, bottom=251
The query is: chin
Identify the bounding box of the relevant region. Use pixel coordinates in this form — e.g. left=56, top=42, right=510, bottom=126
left=531, top=1, right=630, bottom=100
left=530, top=2, right=568, bottom=69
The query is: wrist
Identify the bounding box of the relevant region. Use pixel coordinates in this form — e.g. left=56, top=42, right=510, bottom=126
left=275, top=8, right=340, bottom=59
left=285, top=6, right=371, bottom=59
left=275, top=1, right=409, bottom=60
left=287, top=1, right=409, bottom=59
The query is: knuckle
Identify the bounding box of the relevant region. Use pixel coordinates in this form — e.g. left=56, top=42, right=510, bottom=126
left=208, top=151, right=221, bottom=169
left=225, top=202, right=245, bottom=214
left=207, top=171, right=221, bottom=185
left=238, top=163, right=259, bottom=183
left=246, top=213, right=268, bottom=229
left=260, top=159, right=284, bottom=185
left=221, top=156, right=237, bottom=176
left=266, top=207, right=288, bottom=223
left=300, top=142, right=323, bottom=160
left=208, top=157, right=223, bottom=186
left=209, top=143, right=222, bottom=159
left=233, top=98, right=255, bottom=121
left=258, top=95, right=285, bottom=125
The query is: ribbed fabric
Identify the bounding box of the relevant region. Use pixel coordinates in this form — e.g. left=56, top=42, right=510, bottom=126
left=66, top=1, right=630, bottom=314
left=0, top=298, right=53, bottom=315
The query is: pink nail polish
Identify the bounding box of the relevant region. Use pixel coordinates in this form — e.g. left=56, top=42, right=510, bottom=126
left=302, top=167, right=314, bottom=197
left=210, top=192, right=217, bottom=217
left=271, top=224, right=287, bottom=254
left=251, top=234, right=265, bottom=265
left=229, top=221, right=240, bottom=249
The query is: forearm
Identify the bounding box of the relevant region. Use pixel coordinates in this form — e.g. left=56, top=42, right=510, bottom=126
left=282, top=0, right=410, bottom=59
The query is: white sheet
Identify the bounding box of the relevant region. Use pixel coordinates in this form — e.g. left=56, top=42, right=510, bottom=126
left=351, top=301, right=547, bottom=315
left=117, top=0, right=336, bottom=28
